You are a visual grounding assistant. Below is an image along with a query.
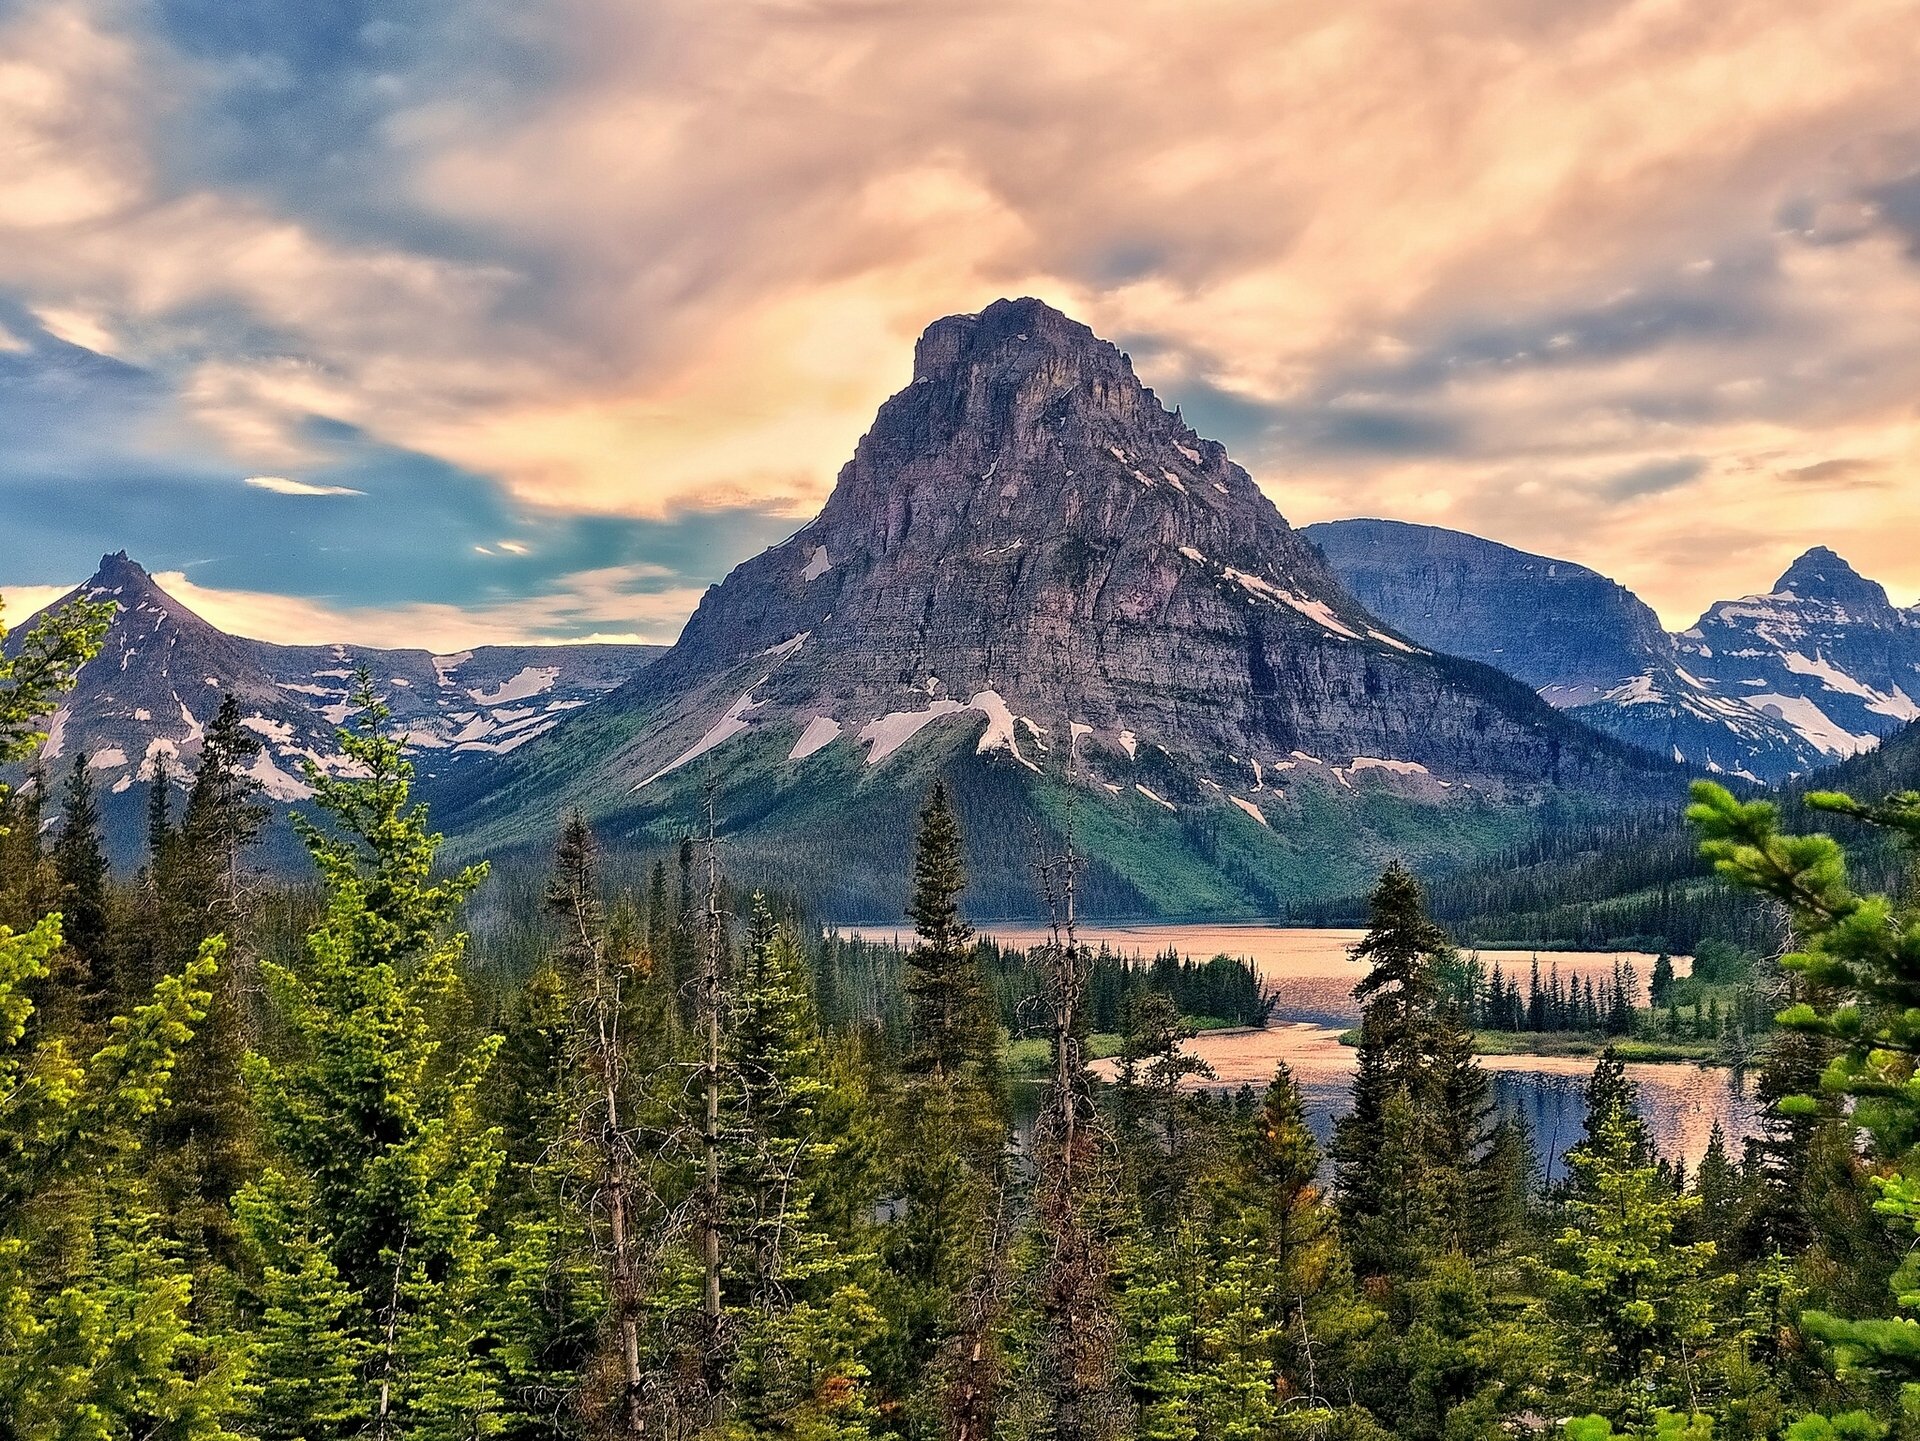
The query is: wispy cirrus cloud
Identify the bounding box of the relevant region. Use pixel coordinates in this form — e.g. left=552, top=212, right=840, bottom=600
left=1, top=0, right=1918, bottom=636
left=243, top=475, right=365, bottom=497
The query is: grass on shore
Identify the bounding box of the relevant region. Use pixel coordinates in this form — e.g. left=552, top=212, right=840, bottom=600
left=1001, top=1015, right=1245, bottom=1078
left=1468, top=1030, right=1723, bottom=1064
left=1333, top=1027, right=1724, bottom=1064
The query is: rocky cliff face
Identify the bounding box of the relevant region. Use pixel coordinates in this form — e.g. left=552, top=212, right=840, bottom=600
left=1307, top=523, right=1920, bottom=783
left=12, top=553, right=659, bottom=856
left=1306, top=519, right=1812, bottom=782
left=1304, top=519, right=1672, bottom=705
left=440, top=299, right=1675, bottom=917
left=627, top=299, right=1662, bottom=792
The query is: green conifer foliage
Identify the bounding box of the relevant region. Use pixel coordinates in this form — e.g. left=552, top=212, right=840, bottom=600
left=723, top=896, right=880, bottom=1438
left=236, top=679, right=506, bottom=1438
left=52, top=752, right=115, bottom=1029
left=1691, top=779, right=1920, bottom=1419
left=1549, top=1074, right=1729, bottom=1427
left=1333, top=863, right=1491, bottom=1281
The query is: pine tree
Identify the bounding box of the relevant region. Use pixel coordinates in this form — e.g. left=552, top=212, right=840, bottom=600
left=1191, top=1221, right=1278, bottom=1441
left=1693, top=1126, right=1744, bottom=1248
left=1249, top=1063, right=1372, bottom=1427
left=236, top=678, right=507, bottom=1438
left=903, top=782, right=996, bottom=1094
left=1651, top=954, right=1676, bottom=1007
left=177, top=695, right=268, bottom=929
left=1690, top=780, right=1920, bottom=1415
left=1117, top=1225, right=1199, bottom=1441
left=1548, top=1068, right=1728, bottom=1427
left=51, top=751, right=115, bottom=1030
left=1, top=563, right=241, bottom=1435
left=150, top=695, right=270, bottom=1283
left=723, top=896, right=879, bottom=1438
left=1334, top=863, right=1489, bottom=1279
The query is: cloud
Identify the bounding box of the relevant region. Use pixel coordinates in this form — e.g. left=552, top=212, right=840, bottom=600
left=148, top=565, right=703, bottom=649
left=2, top=0, right=1920, bottom=626
left=1779, top=457, right=1886, bottom=488
left=1, top=584, right=80, bottom=626
left=244, top=475, right=366, bottom=497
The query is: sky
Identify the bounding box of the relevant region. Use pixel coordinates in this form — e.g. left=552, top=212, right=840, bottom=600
left=3, top=0, right=1919, bottom=647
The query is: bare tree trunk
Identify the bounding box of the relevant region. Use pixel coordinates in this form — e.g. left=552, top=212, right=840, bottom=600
left=699, top=781, right=726, bottom=1360
left=553, top=811, right=653, bottom=1439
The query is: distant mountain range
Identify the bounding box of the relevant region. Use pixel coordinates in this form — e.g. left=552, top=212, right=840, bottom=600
left=1307, top=521, right=1920, bottom=784
left=16, top=300, right=1911, bottom=915
left=8, top=552, right=661, bottom=862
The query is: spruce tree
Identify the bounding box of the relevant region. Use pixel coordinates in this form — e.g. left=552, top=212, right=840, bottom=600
left=1548, top=1069, right=1728, bottom=1427
left=724, top=896, right=880, bottom=1438
left=51, top=751, right=115, bottom=1030
left=1690, top=780, right=1920, bottom=1415
left=236, top=679, right=507, bottom=1438
left=1249, top=1063, right=1374, bottom=1429
left=1333, top=863, right=1489, bottom=1279
left=903, top=782, right=995, bottom=1091
left=0, top=587, right=244, bottom=1433
left=151, top=695, right=269, bottom=1282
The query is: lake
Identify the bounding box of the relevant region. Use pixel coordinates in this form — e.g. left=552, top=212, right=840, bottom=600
left=953, top=922, right=1755, bottom=1177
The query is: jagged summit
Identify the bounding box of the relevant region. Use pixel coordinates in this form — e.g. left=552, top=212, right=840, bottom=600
left=910, top=296, right=1115, bottom=382
left=87, top=550, right=170, bottom=600
left=1773, top=546, right=1892, bottom=611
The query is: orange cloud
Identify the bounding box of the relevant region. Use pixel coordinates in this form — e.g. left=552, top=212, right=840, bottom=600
left=4, top=0, right=1920, bottom=624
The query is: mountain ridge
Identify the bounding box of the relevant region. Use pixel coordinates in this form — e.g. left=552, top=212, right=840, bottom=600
left=1308, top=519, right=1920, bottom=782
left=7, top=552, right=664, bottom=862
left=433, top=298, right=1679, bottom=918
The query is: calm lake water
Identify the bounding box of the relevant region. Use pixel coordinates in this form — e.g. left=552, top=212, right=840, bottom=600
left=936, top=923, right=1756, bottom=1178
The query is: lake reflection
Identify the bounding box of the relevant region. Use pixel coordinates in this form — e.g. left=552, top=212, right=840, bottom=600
left=983, top=923, right=1756, bottom=1179
left=1078, top=1020, right=1756, bottom=1180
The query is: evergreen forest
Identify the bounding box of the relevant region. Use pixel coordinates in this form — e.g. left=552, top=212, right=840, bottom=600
left=9, top=593, right=1920, bottom=1441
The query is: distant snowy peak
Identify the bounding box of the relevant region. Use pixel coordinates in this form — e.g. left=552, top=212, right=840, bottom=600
left=12, top=554, right=661, bottom=827
left=1676, top=546, right=1920, bottom=765
left=1308, top=524, right=1914, bottom=783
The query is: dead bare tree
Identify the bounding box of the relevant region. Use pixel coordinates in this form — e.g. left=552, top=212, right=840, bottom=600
left=548, top=811, right=653, bottom=1440
left=1025, top=812, right=1126, bottom=1441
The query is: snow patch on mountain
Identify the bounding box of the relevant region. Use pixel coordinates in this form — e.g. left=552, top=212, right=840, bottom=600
left=468, top=666, right=559, bottom=705
left=788, top=716, right=842, bottom=760
left=1748, top=694, right=1875, bottom=757
left=971, top=690, right=1042, bottom=772
left=642, top=688, right=768, bottom=785
left=1229, top=795, right=1268, bottom=826
left=859, top=698, right=966, bottom=764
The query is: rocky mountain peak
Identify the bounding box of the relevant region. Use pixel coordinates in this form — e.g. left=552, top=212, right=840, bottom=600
left=803, top=298, right=1255, bottom=582
left=86, top=550, right=168, bottom=602
left=909, top=296, right=1128, bottom=388
left=1773, top=545, right=1892, bottom=612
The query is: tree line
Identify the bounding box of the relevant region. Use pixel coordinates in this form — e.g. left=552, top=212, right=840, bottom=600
left=4, top=591, right=1919, bottom=1439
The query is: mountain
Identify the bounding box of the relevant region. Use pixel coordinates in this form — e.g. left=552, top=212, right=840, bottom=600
left=10, top=553, right=662, bottom=860
left=1675, top=547, right=1920, bottom=761
left=437, top=298, right=1678, bottom=919
left=1305, top=520, right=1903, bottom=783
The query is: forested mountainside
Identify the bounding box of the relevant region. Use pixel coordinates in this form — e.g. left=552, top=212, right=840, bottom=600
left=435, top=299, right=1678, bottom=919
left=10, top=586, right=1920, bottom=1438
left=1392, top=718, right=1920, bottom=953
left=1309, top=520, right=1920, bottom=783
